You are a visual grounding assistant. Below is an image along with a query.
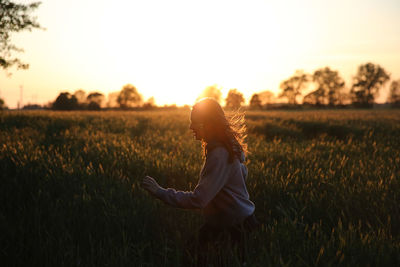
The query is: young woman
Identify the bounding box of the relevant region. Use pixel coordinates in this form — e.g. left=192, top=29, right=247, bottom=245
left=141, top=98, right=259, bottom=263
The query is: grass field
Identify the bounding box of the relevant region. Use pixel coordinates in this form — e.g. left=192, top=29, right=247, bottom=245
left=1, top=109, right=400, bottom=266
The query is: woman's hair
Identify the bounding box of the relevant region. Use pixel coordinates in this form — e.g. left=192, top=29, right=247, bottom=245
left=192, top=97, right=248, bottom=162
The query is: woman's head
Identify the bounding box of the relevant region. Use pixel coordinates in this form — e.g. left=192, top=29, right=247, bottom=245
left=189, top=97, right=248, bottom=162
left=189, top=98, right=224, bottom=142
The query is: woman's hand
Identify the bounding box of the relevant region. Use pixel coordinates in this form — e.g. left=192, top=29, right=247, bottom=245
left=141, top=175, right=162, bottom=197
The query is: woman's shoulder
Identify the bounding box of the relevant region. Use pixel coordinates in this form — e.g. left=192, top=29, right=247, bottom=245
left=206, top=140, right=246, bottom=162
left=206, top=141, right=229, bottom=158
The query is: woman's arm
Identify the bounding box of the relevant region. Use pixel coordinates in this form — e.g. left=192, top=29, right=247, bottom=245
left=142, top=147, right=230, bottom=209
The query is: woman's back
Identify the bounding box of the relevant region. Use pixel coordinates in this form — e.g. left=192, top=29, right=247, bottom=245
left=202, top=141, right=255, bottom=227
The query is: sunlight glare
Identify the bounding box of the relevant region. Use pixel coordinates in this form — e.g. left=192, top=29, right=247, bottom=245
left=94, top=0, right=318, bottom=105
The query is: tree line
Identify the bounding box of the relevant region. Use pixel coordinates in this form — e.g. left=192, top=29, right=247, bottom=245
left=50, top=84, right=246, bottom=111
left=1, top=62, right=399, bottom=111
left=47, top=62, right=400, bottom=111
left=200, top=62, right=400, bottom=110
left=50, top=84, right=152, bottom=110
left=249, top=63, right=400, bottom=109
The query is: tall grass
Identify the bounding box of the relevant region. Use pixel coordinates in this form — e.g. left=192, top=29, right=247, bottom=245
left=1, top=109, right=399, bottom=266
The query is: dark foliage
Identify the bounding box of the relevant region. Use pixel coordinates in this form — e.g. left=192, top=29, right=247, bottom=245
left=52, top=92, right=79, bottom=110
left=0, top=0, right=42, bottom=72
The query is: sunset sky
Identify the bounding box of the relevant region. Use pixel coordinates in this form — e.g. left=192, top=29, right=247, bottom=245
left=1, top=0, right=400, bottom=108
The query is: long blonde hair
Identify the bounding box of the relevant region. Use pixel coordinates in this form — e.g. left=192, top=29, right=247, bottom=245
left=192, top=98, right=248, bottom=162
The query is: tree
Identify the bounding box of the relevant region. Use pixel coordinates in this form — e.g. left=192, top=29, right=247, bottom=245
left=388, top=79, right=400, bottom=108
left=225, top=89, right=245, bottom=110
left=197, top=84, right=222, bottom=103
left=23, top=103, right=41, bottom=110
left=279, top=70, right=309, bottom=105
left=107, top=91, right=119, bottom=108
left=1, top=0, right=43, bottom=72
left=117, top=84, right=142, bottom=108
left=258, top=90, right=275, bottom=106
left=143, top=96, right=156, bottom=109
left=310, top=67, right=345, bottom=106
left=0, top=98, right=7, bottom=110
left=87, top=92, right=105, bottom=110
left=249, top=94, right=262, bottom=110
left=52, top=92, right=79, bottom=110
left=303, top=90, right=325, bottom=106
left=74, top=89, right=86, bottom=104
left=350, top=63, right=390, bottom=108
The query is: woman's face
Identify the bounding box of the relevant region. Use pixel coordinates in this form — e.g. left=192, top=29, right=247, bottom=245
left=189, top=110, right=206, bottom=141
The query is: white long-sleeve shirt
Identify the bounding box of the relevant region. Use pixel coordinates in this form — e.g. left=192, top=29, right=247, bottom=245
left=155, top=140, right=255, bottom=227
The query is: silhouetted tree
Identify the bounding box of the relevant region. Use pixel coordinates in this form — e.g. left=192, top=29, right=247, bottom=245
left=0, top=98, right=7, bottom=110
left=310, top=67, right=345, bottom=106
left=23, top=103, right=42, bottom=110
left=87, top=92, right=104, bottom=110
left=87, top=102, right=99, bottom=110
left=225, top=89, right=245, bottom=110
left=258, top=90, right=275, bottom=106
left=303, top=90, right=324, bottom=106
left=52, top=92, right=79, bottom=110
left=117, top=84, right=142, bottom=108
left=107, top=91, right=119, bottom=108
left=388, top=79, right=400, bottom=108
left=337, top=91, right=352, bottom=106
left=350, top=63, right=390, bottom=108
left=249, top=94, right=262, bottom=110
left=143, top=96, right=156, bottom=109
left=74, top=89, right=86, bottom=104
left=279, top=70, right=309, bottom=105
left=0, top=0, right=43, bottom=72
left=197, top=84, right=222, bottom=103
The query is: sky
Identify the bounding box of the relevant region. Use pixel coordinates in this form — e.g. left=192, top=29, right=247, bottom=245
left=1, top=0, right=400, bottom=108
